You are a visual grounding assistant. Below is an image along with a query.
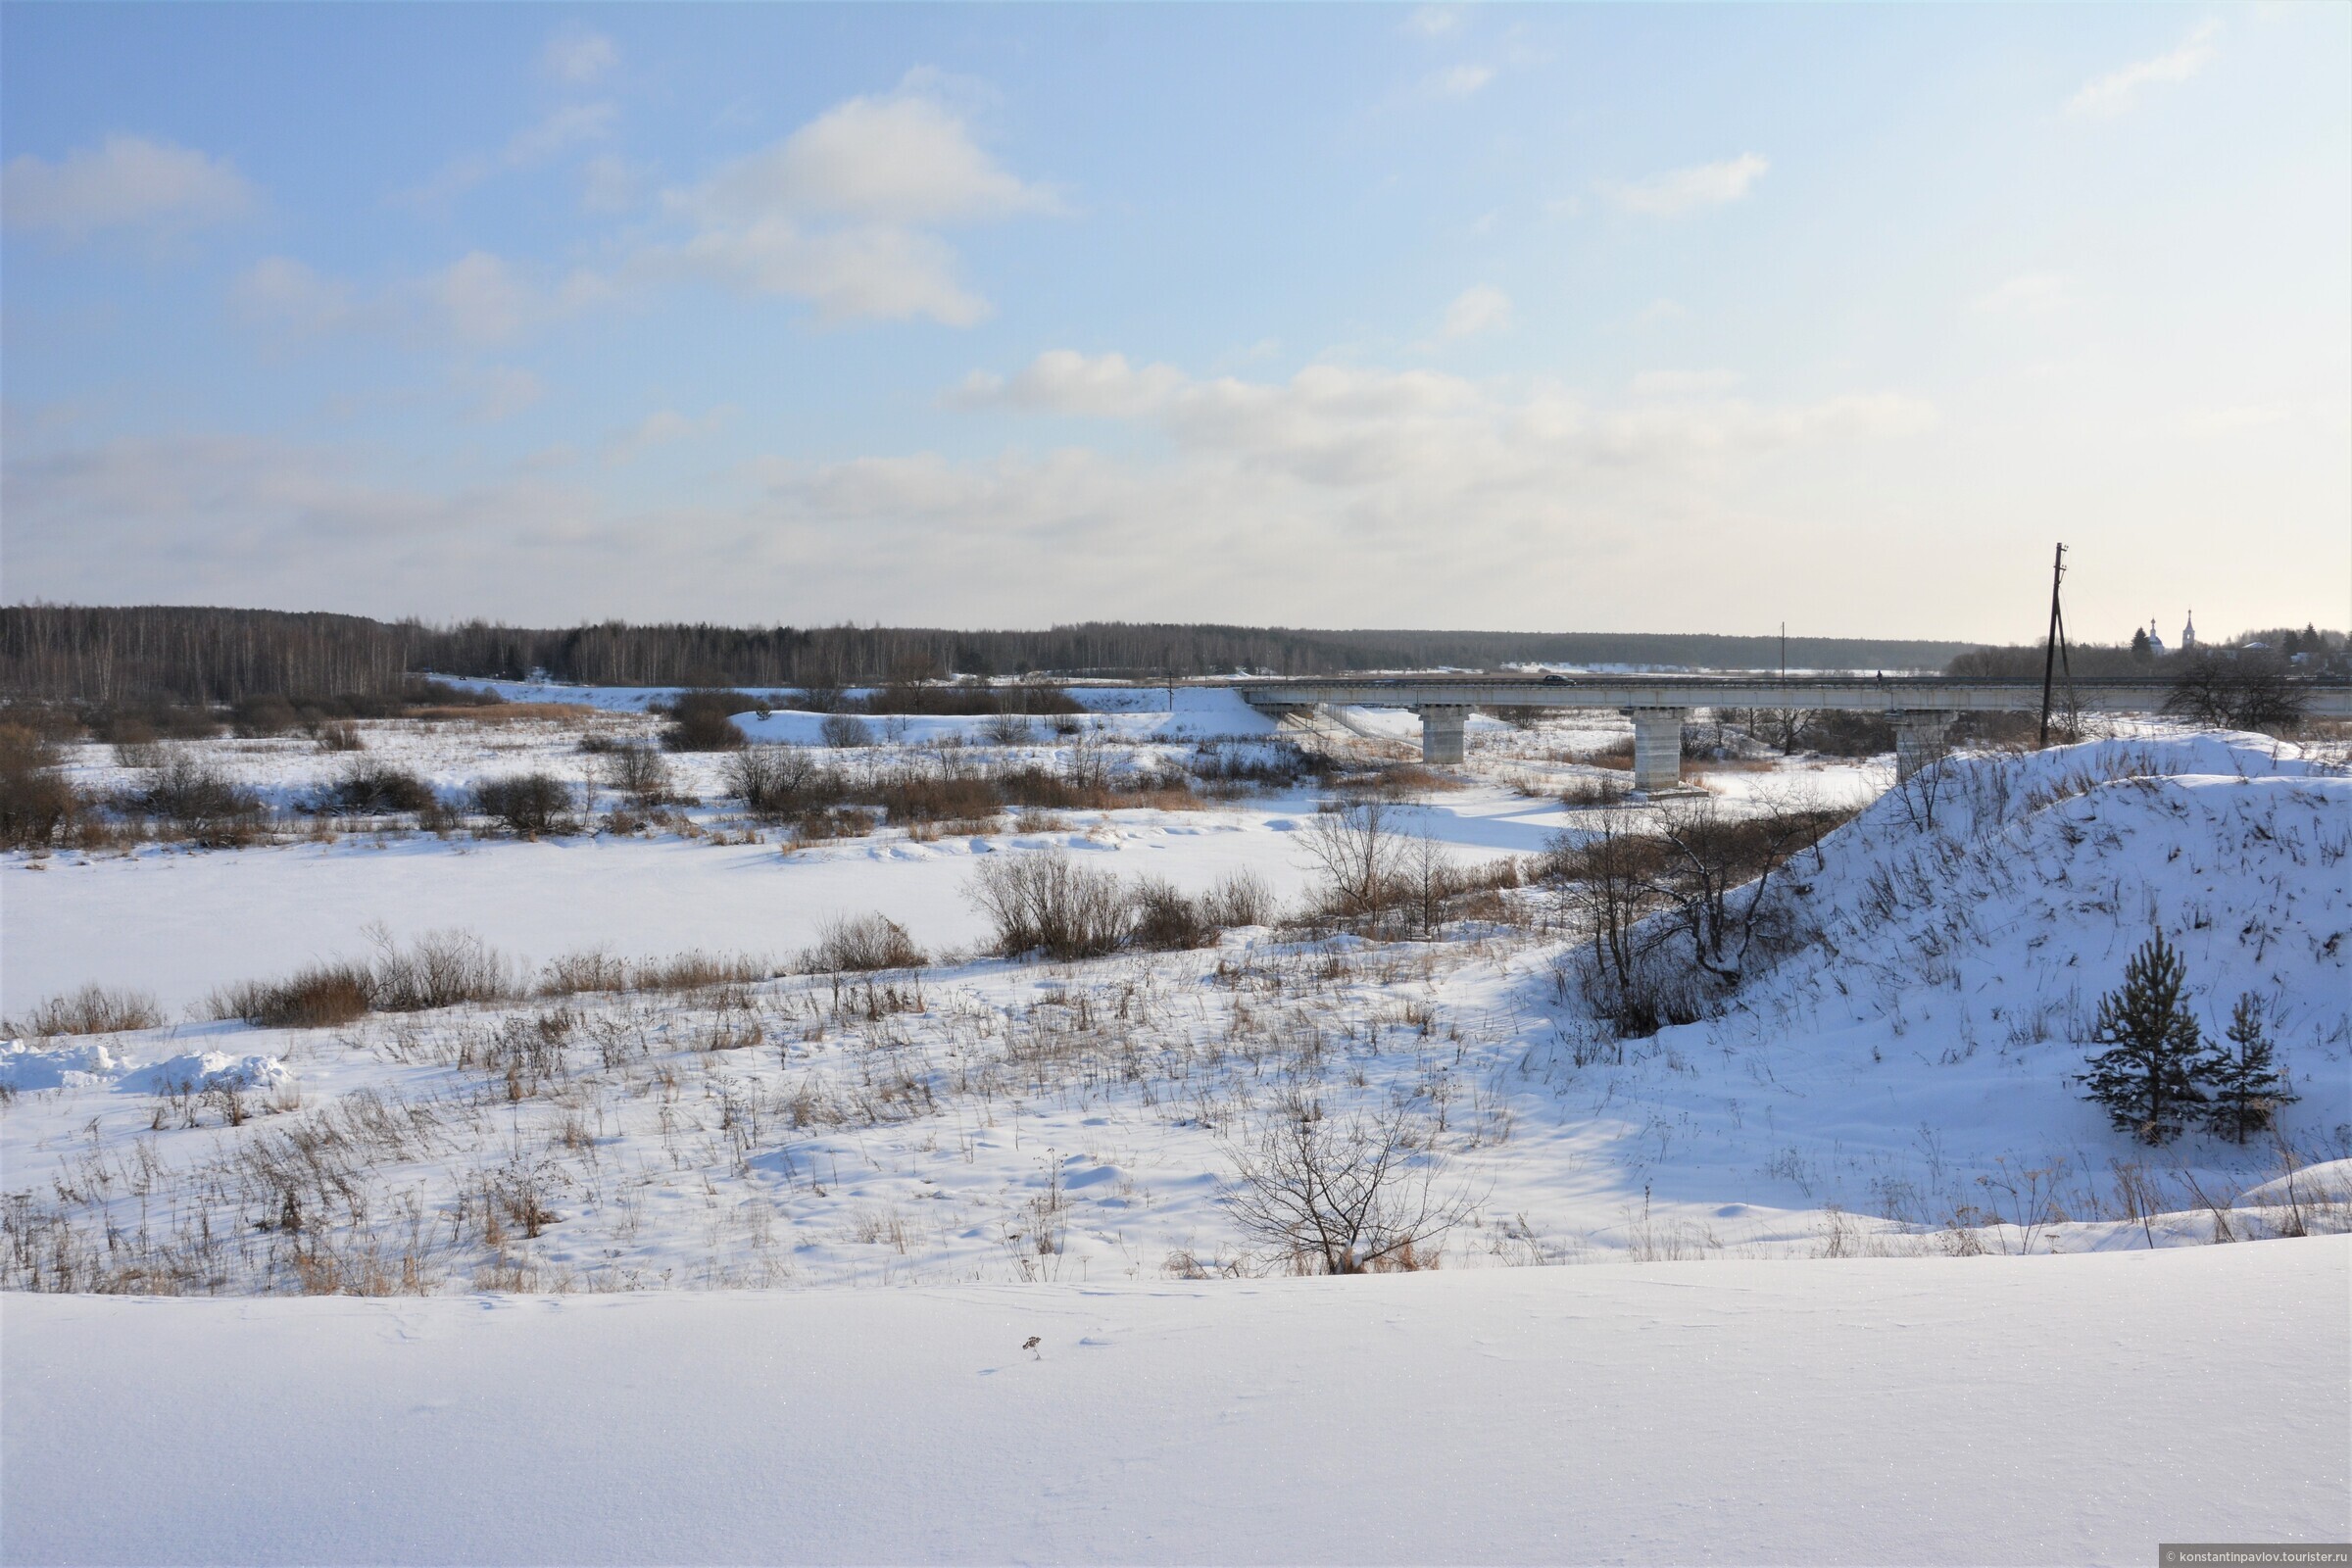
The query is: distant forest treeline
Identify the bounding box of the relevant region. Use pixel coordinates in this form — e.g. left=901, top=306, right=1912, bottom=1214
left=6, top=603, right=1992, bottom=705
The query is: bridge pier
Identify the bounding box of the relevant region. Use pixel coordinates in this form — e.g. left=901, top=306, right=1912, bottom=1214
left=1892, top=710, right=1955, bottom=784
left=1625, top=708, right=1687, bottom=793
left=1417, top=706, right=1469, bottom=765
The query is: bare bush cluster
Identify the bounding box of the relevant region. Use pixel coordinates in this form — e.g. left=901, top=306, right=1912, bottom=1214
left=799, top=913, right=925, bottom=973
left=315, top=760, right=438, bottom=816
left=0, top=723, right=81, bottom=849
left=723, top=746, right=1200, bottom=840
left=9, top=982, right=165, bottom=1037
left=1544, top=796, right=1852, bottom=1036
left=965, top=851, right=1273, bottom=959
left=120, top=755, right=266, bottom=846
left=472, top=773, right=576, bottom=836
left=209, top=930, right=517, bottom=1028
left=662, top=690, right=757, bottom=752
left=598, top=743, right=679, bottom=808
left=1295, top=800, right=1523, bottom=939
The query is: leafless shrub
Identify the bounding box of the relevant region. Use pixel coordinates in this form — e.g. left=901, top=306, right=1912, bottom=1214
left=800, top=913, right=926, bottom=972
left=786, top=807, right=876, bottom=845
left=366, top=927, right=515, bottom=1011
left=1558, top=772, right=1630, bottom=808
left=984, top=710, right=1036, bottom=745
left=1200, top=868, right=1275, bottom=928
left=662, top=692, right=749, bottom=752
left=877, top=767, right=1002, bottom=825
left=965, top=850, right=1134, bottom=959
left=14, top=982, right=164, bottom=1037
left=317, top=760, right=436, bottom=815
left=1217, top=1102, right=1477, bottom=1274
left=124, top=755, right=265, bottom=845
left=208, top=962, right=374, bottom=1029
left=1128, top=877, right=1219, bottom=951
left=205, top=928, right=514, bottom=1027
left=794, top=682, right=847, bottom=713
left=230, top=694, right=302, bottom=738
left=820, top=713, right=874, bottom=749
left=598, top=743, right=676, bottom=807
left=472, top=772, right=577, bottom=835
left=726, top=744, right=827, bottom=817
left=1367, top=763, right=1463, bottom=799
left=535, top=949, right=768, bottom=997
left=0, top=724, right=81, bottom=849
left=314, top=719, right=366, bottom=753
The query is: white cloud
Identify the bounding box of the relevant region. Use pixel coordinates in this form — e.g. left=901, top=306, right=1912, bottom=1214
left=1974, top=273, right=2069, bottom=315
left=1630, top=369, right=1740, bottom=398
left=227, top=250, right=609, bottom=347
left=505, top=102, right=617, bottom=167
left=1439, top=285, right=1513, bottom=341
left=543, top=27, right=619, bottom=85
left=2, top=134, right=256, bottom=242
left=684, top=90, right=1058, bottom=227
left=2183, top=402, right=2291, bottom=435
left=1597, top=153, right=1769, bottom=218
left=604, top=407, right=732, bottom=466
left=232, top=257, right=357, bottom=335
left=2068, top=22, right=2219, bottom=118
left=426, top=252, right=611, bottom=343
left=656, top=220, right=989, bottom=326
left=580, top=153, right=647, bottom=214
left=0, top=342, right=1951, bottom=626
left=1631, top=298, right=1690, bottom=327
left=649, top=76, right=1056, bottom=326
left=1405, top=6, right=1463, bottom=37
left=432, top=253, right=535, bottom=342
left=397, top=103, right=616, bottom=211
left=1431, top=65, right=1494, bottom=97
left=959, top=350, right=1936, bottom=492
left=461, top=365, right=546, bottom=422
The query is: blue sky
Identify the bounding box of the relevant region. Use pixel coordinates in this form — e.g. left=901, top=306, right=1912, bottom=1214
left=4, top=3, right=2346, bottom=641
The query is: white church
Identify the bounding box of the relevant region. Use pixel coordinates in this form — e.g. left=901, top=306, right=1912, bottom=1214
left=2143, top=612, right=2198, bottom=656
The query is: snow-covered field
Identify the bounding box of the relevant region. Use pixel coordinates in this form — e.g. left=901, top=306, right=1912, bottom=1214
left=7, top=1242, right=2345, bottom=1566
left=4, top=692, right=2347, bottom=1563
left=2, top=689, right=1871, bottom=1014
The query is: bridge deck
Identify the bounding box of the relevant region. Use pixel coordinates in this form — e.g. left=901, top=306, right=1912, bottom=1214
left=1232, top=675, right=2352, bottom=716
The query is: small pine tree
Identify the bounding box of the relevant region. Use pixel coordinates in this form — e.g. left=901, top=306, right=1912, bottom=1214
left=2079, top=930, right=2208, bottom=1145
left=2203, top=993, right=2297, bottom=1143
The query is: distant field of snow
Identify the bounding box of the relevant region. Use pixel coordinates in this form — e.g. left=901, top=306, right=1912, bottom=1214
left=3, top=687, right=1870, bottom=1014
left=6, top=1241, right=2344, bottom=1566
left=4, top=730, right=2343, bottom=1304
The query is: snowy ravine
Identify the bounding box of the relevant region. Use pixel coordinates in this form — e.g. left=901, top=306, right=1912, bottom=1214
left=6, top=1242, right=2346, bottom=1566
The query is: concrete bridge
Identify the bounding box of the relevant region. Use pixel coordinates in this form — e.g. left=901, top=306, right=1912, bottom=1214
left=1235, top=675, right=2352, bottom=791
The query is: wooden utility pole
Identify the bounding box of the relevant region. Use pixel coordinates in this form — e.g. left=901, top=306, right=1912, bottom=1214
left=2038, top=543, right=2068, bottom=746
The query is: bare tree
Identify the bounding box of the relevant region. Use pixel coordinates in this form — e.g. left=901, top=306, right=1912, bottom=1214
left=2164, top=653, right=2310, bottom=732
left=1544, top=808, right=1663, bottom=996
left=1298, top=799, right=1407, bottom=922
left=1217, top=1102, right=1477, bottom=1274
left=1401, top=826, right=1456, bottom=939
left=1646, top=793, right=1842, bottom=985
